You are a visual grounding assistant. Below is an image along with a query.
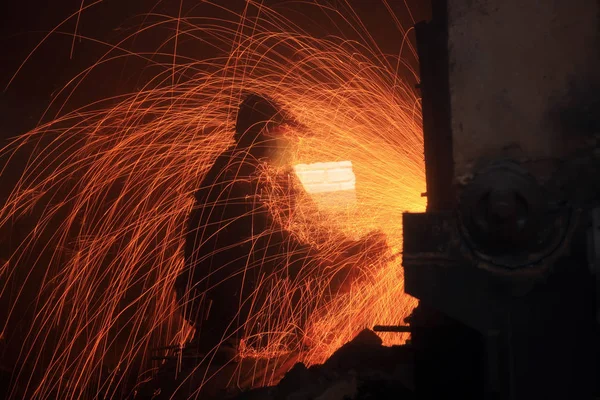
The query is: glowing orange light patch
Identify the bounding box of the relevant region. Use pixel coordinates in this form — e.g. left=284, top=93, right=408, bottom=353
left=293, top=161, right=357, bottom=211
left=294, top=161, right=356, bottom=193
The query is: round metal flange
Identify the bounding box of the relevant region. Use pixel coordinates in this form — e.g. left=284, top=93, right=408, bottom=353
left=459, top=161, right=569, bottom=269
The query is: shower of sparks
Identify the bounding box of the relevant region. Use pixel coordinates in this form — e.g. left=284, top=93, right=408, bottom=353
left=0, top=1, right=425, bottom=399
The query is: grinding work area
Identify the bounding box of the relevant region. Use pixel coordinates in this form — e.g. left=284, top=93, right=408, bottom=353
left=0, top=0, right=598, bottom=399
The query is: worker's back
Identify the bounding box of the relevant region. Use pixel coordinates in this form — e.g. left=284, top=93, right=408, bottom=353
left=175, top=94, right=385, bottom=353
left=176, top=94, right=305, bottom=349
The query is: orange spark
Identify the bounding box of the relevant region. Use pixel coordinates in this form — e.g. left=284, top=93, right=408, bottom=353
left=0, top=1, right=425, bottom=398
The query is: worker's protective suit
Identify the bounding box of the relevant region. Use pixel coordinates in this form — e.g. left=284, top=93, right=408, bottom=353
left=175, top=94, right=386, bottom=355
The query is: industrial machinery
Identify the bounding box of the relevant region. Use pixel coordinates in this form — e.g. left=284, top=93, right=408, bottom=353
left=401, top=0, right=600, bottom=398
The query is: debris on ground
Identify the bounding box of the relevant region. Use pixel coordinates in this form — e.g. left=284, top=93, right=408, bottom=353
left=233, top=329, right=415, bottom=400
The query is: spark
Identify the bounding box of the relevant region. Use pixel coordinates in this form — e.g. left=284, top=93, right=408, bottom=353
left=0, top=1, right=425, bottom=398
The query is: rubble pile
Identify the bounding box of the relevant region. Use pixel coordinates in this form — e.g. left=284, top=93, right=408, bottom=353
left=235, top=329, right=415, bottom=400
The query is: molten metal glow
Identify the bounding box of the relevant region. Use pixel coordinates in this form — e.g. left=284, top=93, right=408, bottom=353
left=294, top=161, right=356, bottom=194
left=0, top=1, right=425, bottom=398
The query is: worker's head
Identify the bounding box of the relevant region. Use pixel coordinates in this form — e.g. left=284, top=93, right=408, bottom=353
left=234, top=94, right=285, bottom=160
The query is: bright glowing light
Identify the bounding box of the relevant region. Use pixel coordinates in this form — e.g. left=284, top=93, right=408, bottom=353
left=294, top=161, right=357, bottom=213
left=294, top=161, right=356, bottom=194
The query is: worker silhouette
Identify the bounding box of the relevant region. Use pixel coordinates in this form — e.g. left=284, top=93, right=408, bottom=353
left=176, top=94, right=386, bottom=358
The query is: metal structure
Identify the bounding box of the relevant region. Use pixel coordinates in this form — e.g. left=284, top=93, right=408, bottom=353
left=402, top=0, right=600, bottom=398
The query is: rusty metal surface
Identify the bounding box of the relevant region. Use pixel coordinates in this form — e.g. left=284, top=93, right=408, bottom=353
left=415, top=3, right=455, bottom=211
left=405, top=1, right=599, bottom=398
left=402, top=210, right=574, bottom=332
left=403, top=209, right=596, bottom=399
left=447, top=0, right=600, bottom=184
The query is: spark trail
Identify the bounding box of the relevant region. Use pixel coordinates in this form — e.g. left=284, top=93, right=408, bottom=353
left=0, top=1, right=425, bottom=398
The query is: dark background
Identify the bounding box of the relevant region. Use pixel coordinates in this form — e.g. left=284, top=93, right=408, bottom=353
left=0, top=0, right=429, bottom=142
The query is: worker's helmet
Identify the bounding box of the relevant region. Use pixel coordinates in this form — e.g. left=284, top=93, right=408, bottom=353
left=234, top=94, right=285, bottom=147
